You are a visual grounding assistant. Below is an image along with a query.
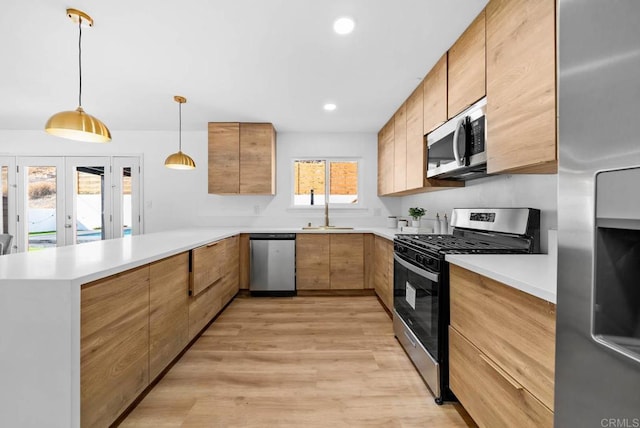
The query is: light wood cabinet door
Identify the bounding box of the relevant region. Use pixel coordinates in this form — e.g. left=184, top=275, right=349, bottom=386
left=377, top=118, right=394, bottom=196
left=81, top=266, right=150, bottom=428
left=449, top=327, right=553, bottom=428
left=423, top=53, right=448, bottom=135
left=448, top=9, right=486, bottom=118
left=221, top=235, right=240, bottom=307
left=296, top=234, right=330, bottom=290
left=486, top=0, right=556, bottom=174
left=450, top=264, right=556, bottom=411
left=373, top=236, right=393, bottom=311
left=330, top=234, right=364, bottom=289
left=363, top=233, right=375, bottom=289
left=208, top=123, right=240, bottom=194
left=190, top=241, right=224, bottom=297
left=393, top=104, right=407, bottom=193
left=149, top=253, right=190, bottom=380
left=406, top=83, right=425, bottom=190
left=239, top=233, right=250, bottom=290
left=188, top=278, right=222, bottom=340
left=239, top=123, right=276, bottom=194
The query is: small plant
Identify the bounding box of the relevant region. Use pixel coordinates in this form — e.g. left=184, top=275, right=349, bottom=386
left=408, top=207, right=426, bottom=221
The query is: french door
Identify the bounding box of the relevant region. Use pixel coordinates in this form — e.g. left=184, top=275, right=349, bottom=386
left=0, top=157, right=17, bottom=253
left=10, top=156, right=142, bottom=253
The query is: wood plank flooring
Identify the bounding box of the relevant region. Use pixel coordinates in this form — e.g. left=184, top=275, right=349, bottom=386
left=120, top=296, right=476, bottom=427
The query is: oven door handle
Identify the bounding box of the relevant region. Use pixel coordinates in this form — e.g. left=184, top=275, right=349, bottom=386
left=394, top=254, right=440, bottom=283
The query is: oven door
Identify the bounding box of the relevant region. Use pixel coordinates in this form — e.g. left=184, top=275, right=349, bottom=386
left=393, top=253, right=441, bottom=361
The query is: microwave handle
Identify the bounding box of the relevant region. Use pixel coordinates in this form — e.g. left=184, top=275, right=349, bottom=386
left=452, top=117, right=465, bottom=166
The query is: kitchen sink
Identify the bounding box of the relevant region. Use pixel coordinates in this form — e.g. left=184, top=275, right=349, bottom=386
left=301, top=226, right=354, bottom=230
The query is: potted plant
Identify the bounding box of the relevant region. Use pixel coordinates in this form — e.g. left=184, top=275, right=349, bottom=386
left=408, top=207, right=426, bottom=227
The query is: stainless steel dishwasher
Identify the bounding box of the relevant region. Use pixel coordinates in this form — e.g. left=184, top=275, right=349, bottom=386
left=249, top=233, right=296, bottom=296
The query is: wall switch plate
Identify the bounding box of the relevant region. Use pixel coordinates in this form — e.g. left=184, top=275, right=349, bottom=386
left=254, top=205, right=261, bottom=215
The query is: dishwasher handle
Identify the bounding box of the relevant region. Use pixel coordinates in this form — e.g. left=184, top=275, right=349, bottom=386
left=249, top=233, right=296, bottom=240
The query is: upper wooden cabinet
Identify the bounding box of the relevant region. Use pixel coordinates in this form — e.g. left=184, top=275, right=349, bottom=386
left=406, top=84, right=425, bottom=190
left=486, top=0, right=556, bottom=174
left=377, top=118, right=395, bottom=196
left=447, top=9, right=486, bottom=118
left=393, top=104, right=407, bottom=193
left=423, top=53, right=448, bottom=135
left=208, top=122, right=276, bottom=195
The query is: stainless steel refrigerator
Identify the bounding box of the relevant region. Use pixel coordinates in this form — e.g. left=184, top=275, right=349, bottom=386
left=557, top=1, right=640, bottom=426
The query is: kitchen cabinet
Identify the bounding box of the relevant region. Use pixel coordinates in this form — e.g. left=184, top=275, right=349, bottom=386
left=208, top=122, right=276, bottom=195
left=296, top=233, right=366, bottom=290
left=393, top=103, right=407, bottom=193
left=220, top=235, right=240, bottom=307
left=81, top=266, right=150, bottom=428
left=373, top=236, right=394, bottom=312
left=149, top=252, right=190, bottom=380
left=449, top=264, right=555, bottom=427
left=190, top=240, right=224, bottom=297
left=406, top=83, right=425, bottom=190
left=486, top=0, right=556, bottom=174
left=296, top=234, right=331, bottom=290
left=239, top=233, right=250, bottom=290
left=447, top=9, right=486, bottom=118
left=330, top=234, right=364, bottom=289
left=423, top=53, right=448, bottom=135
left=377, top=118, right=395, bottom=196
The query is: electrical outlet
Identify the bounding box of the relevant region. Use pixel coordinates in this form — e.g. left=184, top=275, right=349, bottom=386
left=254, top=205, right=261, bottom=215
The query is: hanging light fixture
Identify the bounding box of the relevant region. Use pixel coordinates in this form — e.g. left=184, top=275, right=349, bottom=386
left=45, top=8, right=111, bottom=143
left=164, top=96, right=196, bottom=170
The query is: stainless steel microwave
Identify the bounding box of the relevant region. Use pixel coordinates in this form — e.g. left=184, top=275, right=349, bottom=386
left=426, top=97, right=488, bottom=180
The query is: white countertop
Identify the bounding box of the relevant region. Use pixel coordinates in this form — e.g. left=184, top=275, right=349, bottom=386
left=0, top=227, right=399, bottom=284
left=445, top=253, right=557, bottom=303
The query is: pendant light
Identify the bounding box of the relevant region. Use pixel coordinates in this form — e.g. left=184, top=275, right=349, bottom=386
left=45, top=9, right=111, bottom=143
left=164, top=96, right=196, bottom=170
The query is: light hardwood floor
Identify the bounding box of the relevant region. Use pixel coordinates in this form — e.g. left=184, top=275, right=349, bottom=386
left=120, top=296, right=476, bottom=427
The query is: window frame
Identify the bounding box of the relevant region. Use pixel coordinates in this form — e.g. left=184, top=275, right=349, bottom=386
left=290, top=157, right=364, bottom=210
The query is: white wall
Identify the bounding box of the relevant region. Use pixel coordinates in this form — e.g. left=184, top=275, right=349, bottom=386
left=400, top=174, right=558, bottom=252
left=0, top=130, right=401, bottom=232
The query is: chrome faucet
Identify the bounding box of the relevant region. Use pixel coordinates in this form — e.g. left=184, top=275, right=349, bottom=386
left=324, top=200, right=330, bottom=227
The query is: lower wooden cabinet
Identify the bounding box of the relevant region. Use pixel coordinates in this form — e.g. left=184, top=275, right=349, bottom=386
left=81, top=266, right=150, bottom=428
left=449, top=264, right=556, bottom=428
left=221, top=235, right=240, bottom=307
left=449, top=327, right=553, bottom=428
left=149, top=253, right=190, bottom=379
left=80, top=235, right=241, bottom=427
left=373, top=236, right=394, bottom=311
left=190, top=240, right=224, bottom=297
left=296, top=233, right=365, bottom=290
left=296, top=234, right=331, bottom=290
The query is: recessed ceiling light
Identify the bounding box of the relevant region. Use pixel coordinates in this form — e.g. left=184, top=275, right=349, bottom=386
left=333, top=17, right=355, bottom=35
left=324, top=103, right=337, bottom=111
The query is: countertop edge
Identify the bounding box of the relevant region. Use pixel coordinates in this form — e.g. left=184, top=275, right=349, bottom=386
left=445, top=254, right=557, bottom=304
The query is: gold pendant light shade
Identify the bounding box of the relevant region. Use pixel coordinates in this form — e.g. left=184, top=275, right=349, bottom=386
left=45, top=107, right=111, bottom=143
left=45, top=9, right=111, bottom=143
left=165, top=95, right=196, bottom=170
left=164, top=151, right=196, bottom=169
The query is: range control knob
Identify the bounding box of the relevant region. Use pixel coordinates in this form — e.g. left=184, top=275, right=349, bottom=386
left=395, top=244, right=407, bottom=253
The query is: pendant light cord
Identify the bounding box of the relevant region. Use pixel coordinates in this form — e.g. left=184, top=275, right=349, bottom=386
left=78, top=17, right=83, bottom=108
left=178, top=102, right=182, bottom=151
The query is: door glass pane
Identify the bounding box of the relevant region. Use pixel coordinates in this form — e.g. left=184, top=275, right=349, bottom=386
left=122, top=167, right=132, bottom=237
left=1, top=166, right=8, bottom=233
left=74, top=167, right=105, bottom=244
left=27, top=166, right=57, bottom=251
left=293, top=160, right=326, bottom=206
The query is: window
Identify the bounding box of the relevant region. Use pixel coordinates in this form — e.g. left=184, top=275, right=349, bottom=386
left=293, top=159, right=359, bottom=207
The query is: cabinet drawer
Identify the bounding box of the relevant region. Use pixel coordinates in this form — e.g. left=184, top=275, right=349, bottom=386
left=450, top=264, right=556, bottom=410
left=190, top=241, right=224, bottom=296
left=449, top=327, right=553, bottom=428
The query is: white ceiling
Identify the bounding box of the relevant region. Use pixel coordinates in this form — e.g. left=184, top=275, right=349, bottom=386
left=0, top=0, right=487, bottom=133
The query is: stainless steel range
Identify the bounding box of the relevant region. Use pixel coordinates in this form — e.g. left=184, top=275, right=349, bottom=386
left=393, top=208, right=540, bottom=404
